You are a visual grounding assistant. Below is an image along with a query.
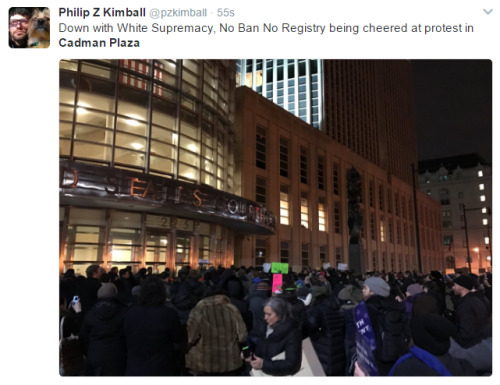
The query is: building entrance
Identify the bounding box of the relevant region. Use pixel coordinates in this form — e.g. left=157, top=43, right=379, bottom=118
left=175, top=234, right=191, bottom=273
left=145, top=230, right=169, bottom=272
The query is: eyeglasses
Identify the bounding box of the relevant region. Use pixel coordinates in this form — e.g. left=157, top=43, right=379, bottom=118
left=10, top=19, right=28, bottom=27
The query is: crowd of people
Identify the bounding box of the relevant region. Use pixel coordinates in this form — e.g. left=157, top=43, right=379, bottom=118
left=59, top=263, right=492, bottom=376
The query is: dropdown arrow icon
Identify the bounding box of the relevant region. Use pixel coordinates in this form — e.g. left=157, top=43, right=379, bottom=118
left=484, top=9, right=493, bottom=15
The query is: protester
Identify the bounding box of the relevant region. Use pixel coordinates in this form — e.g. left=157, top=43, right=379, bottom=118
left=451, top=275, right=490, bottom=348
left=185, top=286, right=247, bottom=375
left=59, top=265, right=492, bottom=377
left=78, top=283, right=127, bottom=375
left=245, top=296, right=302, bottom=376
left=389, top=314, right=476, bottom=376
left=354, top=276, right=410, bottom=376
left=124, top=276, right=183, bottom=375
left=305, top=284, right=346, bottom=375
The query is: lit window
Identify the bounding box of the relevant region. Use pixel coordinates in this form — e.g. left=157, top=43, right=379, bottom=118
left=483, top=219, right=488, bottom=226
left=478, top=170, right=483, bottom=177
left=479, top=184, right=485, bottom=190
left=482, top=207, right=488, bottom=214
left=318, top=199, right=326, bottom=232
left=300, top=192, right=309, bottom=229
left=279, top=185, right=289, bottom=226
left=480, top=195, right=486, bottom=202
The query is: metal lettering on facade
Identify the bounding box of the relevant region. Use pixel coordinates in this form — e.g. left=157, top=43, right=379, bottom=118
left=60, top=160, right=276, bottom=233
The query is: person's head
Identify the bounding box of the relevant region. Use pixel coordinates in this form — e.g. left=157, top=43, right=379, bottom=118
left=139, top=276, right=167, bottom=306
left=119, top=268, right=130, bottom=279
left=86, top=264, right=102, bottom=279
left=362, top=276, right=390, bottom=299
left=9, top=8, right=30, bottom=47
left=97, top=283, right=117, bottom=299
left=263, top=296, right=289, bottom=327
left=452, top=275, right=474, bottom=297
left=202, top=285, right=226, bottom=299
left=410, top=314, right=456, bottom=356
left=406, top=283, right=424, bottom=297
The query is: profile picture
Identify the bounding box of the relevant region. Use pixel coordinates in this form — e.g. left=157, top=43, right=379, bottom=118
left=9, top=7, right=50, bottom=48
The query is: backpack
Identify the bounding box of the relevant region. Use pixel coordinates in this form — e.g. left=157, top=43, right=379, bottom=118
left=375, top=304, right=410, bottom=363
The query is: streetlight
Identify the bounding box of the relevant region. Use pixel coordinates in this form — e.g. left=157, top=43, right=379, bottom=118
left=474, top=247, right=482, bottom=273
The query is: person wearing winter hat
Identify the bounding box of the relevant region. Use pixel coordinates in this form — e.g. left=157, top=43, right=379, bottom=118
left=97, top=282, right=117, bottom=299
left=362, top=276, right=390, bottom=299
left=452, top=275, right=474, bottom=293
left=406, top=283, right=424, bottom=297
left=356, top=276, right=410, bottom=375
left=79, top=281, right=127, bottom=375
left=451, top=275, right=490, bottom=348
left=389, top=314, right=476, bottom=376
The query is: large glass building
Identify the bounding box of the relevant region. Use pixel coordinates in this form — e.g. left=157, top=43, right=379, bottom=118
left=59, top=60, right=275, bottom=276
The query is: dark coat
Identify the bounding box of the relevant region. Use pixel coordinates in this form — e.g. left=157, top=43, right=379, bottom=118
left=279, top=292, right=306, bottom=328
left=246, top=291, right=269, bottom=339
left=114, top=277, right=132, bottom=304
left=453, top=292, right=490, bottom=348
left=78, top=297, right=128, bottom=375
left=77, top=277, right=101, bottom=316
left=305, top=297, right=346, bottom=375
left=364, top=295, right=410, bottom=375
left=124, top=304, right=182, bottom=375
left=170, top=279, right=199, bottom=311
left=254, top=319, right=302, bottom=376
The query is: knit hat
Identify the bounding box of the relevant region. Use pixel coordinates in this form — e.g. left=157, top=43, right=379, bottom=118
left=411, top=314, right=455, bottom=356
left=338, top=285, right=362, bottom=304
left=406, top=283, right=424, bottom=297
left=256, top=282, right=269, bottom=291
left=364, top=277, right=390, bottom=297
left=97, top=282, right=117, bottom=298
left=453, top=275, right=474, bottom=291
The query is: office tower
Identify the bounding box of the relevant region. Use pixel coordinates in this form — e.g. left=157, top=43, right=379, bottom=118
left=237, top=60, right=417, bottom=185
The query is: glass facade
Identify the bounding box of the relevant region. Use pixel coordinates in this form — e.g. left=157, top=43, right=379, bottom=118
left=236, top=59, right=323, bottom=129
left=59, top=60, right=249, bottom=274
left=60, top=59, right=235, bottom=192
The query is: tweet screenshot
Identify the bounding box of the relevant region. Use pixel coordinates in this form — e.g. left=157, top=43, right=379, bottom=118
left=3, top=0, right=496, bottom=380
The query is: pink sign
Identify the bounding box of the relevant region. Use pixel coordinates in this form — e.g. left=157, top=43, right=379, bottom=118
left=272, top=274, right=283, bottom=294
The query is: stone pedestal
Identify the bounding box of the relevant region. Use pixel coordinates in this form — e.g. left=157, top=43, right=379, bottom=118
left=348, top=244, right=365, bottom=274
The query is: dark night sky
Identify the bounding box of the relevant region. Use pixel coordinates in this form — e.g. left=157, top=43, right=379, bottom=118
left=412, top=60, right=492, bottom=163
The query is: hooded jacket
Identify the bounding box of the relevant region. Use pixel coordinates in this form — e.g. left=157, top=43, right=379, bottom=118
left=78, top=297, right=128, bottom=375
